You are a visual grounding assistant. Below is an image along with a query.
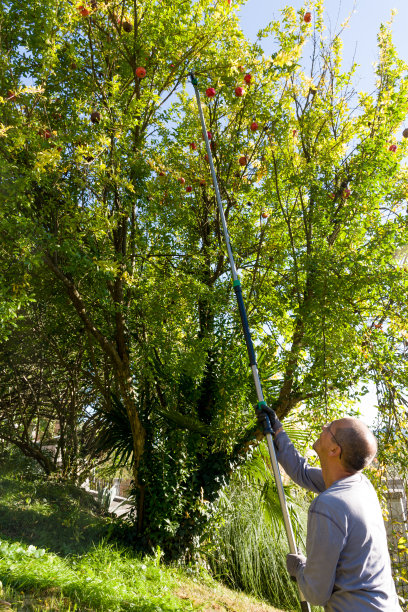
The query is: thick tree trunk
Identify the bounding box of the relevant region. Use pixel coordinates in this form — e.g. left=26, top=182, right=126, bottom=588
left=120, top=377, right=145, bottom=474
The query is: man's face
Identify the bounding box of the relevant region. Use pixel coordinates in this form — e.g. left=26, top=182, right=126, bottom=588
left=313, top=421, right=341, bottom=459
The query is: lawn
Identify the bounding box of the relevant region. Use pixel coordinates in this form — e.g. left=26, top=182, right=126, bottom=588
left=0, top=458, right=288, bottom=612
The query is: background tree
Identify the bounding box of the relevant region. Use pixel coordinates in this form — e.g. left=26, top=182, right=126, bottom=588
left=0, top=0, right=261, bottom=547
left=0, top=281, right=103, bottom=481
left=0, top=0, right=407, bottom=553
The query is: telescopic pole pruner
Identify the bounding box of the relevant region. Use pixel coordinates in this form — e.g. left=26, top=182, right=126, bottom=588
left=189, top=73, right=311, bottom=612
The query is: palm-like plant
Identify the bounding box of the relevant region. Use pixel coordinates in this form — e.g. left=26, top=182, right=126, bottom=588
left=85, top=393, right=134, bottom=467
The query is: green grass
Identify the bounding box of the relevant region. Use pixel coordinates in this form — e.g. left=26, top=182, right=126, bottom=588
left=0, top=539, right=193, bottom=611
left=0, top=474, right=104, bottom=556
left=0, top=538, right=287, bottom=611
left=0, top=453, right=286, bottom=612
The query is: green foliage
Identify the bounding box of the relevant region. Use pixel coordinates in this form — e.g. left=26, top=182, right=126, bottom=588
left=0, top=0, right=407, bottom=553
left=0, top=297, right=99, bottom=482
left=203, top=444, right=308, bottom=611
left=88, top=393, right=135, bottom=466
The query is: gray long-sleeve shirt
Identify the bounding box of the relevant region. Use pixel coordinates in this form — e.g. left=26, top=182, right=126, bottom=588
left=274, top=430, right=402, bottom=611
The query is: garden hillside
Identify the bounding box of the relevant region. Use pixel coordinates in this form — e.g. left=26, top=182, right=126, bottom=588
left=0, top=0, right=407, bottom=600
left=0, top=450, right=300, bottom=612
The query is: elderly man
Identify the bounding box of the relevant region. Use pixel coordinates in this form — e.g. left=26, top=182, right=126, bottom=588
left=259, top=409, right=402, bottom=611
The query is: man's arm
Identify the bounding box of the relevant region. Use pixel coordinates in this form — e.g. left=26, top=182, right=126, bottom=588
left=288, top=499, right=345, bottom=606
left=256, top=405, right=325, bottom=493
left=274, top=430, right=325, bottom=493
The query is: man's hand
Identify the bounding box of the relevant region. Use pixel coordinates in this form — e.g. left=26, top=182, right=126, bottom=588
left=286, top=552, right=306, bottom=577
left=256, top=404, right=283, bottom=435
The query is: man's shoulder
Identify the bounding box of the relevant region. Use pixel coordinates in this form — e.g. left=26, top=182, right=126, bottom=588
left=311, top=473, right=378, bottom=518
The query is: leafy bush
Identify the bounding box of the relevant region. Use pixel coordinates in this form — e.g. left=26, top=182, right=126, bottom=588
left=203, top=444, right=310, bottom=611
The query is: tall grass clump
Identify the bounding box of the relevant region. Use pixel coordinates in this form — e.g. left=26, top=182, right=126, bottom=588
left=0, top=539, right=190, bottom=611
left=204, top=442, right=311, bottom=611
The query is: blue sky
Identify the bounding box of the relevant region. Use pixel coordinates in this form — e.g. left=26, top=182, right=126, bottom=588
left=236, top=0, right=408, bottom=424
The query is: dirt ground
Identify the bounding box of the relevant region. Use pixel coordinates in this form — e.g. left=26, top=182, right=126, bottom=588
left=176, top=577, right=288, bottom=612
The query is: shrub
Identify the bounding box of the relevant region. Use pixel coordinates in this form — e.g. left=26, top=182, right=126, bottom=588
left=203, top=444, right=309, bottom=611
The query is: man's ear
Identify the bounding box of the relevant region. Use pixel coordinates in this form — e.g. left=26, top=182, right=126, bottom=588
left=328, top=444, right=341, bottom=458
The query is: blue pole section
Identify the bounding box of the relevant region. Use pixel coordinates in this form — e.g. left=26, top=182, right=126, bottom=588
left=190, top=73, right=311, bottom=612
